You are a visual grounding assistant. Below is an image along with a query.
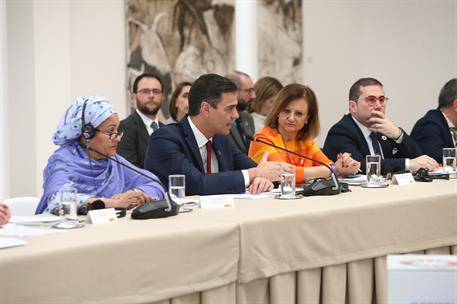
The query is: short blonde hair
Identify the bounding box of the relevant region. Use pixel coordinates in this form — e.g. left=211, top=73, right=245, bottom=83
left=250, top=76, right=283, bottom=114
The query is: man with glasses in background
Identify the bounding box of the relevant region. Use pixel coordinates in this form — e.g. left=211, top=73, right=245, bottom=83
left=118, top=73, right=165, bottom=168
left=225, top=71, right=256, bottom=153
left=323, top=77, right=437, bottom=174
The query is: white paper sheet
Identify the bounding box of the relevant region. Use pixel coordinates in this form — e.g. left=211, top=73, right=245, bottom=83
left=199, top=196, right=235, bottom=209
left=0, top=237, right=27, bottom=249
left=339, top=174, right=367, bottom=186
left=10, top=216, right=60, bottom=224
left=0, top=224, right=65, bottom=237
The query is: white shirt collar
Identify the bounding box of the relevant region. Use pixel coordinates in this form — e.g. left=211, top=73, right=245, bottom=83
left=351, top=115, right=371, bottom=140
left=351, top=115, right=383, bottom=156
left=187, top=116, right=212, bottom=147
left=136, top=109, right=159, bottom=135
left=441, top=109, right=455, bottom=129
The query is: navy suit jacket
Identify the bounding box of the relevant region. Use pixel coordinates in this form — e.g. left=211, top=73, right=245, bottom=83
left=323, top=114, right=423, bottom=174
left=144, top=117, right=257, bottom=195
left=410, top=108, right=454, bottom=164
left=118, top=111, right=163, bottom=169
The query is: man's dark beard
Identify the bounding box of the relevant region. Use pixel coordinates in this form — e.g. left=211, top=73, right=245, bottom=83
left=237, top=99, right=248, bottom=112
left=137, top=103, right=160, bottom=116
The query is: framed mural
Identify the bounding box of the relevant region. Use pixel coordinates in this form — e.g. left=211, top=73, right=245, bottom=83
left=257, top=0, right=302, bottom=84
left=126, top=0, right=235, bottom=118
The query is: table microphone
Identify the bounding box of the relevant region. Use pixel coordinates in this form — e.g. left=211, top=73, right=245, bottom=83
left=80, top=142, right=180, bottom=219
left=252, top=137, right=344, bottom=196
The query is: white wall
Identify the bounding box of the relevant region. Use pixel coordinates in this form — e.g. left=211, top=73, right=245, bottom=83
left=0, top=0, right=7, bottom=200
left=4, top=0, right=457, bottom=197
left=303, top=0, right=457, bottom=145
left=5, top=0, right=126, bottom=198
left=6, top=0, right=37, bottom=198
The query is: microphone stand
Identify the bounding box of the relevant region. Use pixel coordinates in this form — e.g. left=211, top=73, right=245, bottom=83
left=253, top=137, right=342, bottom=195
left=81, top=142, right=180, bottom=218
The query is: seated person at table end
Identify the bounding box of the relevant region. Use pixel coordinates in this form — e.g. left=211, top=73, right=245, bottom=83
left=411, top=78, right=457, bottom=163
left=36, top=96, right=165, bottom=214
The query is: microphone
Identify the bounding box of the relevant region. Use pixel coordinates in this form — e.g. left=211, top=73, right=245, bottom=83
left=252, top=137, right=344, bottom=196
left=80, top=142, right=180, bottom=219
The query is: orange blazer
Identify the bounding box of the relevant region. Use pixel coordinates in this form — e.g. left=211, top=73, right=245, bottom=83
left=248, top=127, right=332, bottom=183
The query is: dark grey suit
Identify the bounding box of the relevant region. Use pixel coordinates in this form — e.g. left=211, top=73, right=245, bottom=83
left=117, top=111, right=163, bottom=168
left=229, top=111, right=255, bottom=153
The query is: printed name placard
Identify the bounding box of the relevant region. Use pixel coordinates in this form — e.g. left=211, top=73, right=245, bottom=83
left=199, top=196, right=235, bottom=209
left=392, top=173, right=415, bottom=185
left=88, top=208, right=118, bottom=224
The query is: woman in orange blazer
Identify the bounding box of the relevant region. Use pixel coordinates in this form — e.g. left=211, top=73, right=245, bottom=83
left=249, top=84, right=360, bottom=184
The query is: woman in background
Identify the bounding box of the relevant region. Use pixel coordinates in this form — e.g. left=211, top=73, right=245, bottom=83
left=164, top=81, right=192, bottom=124
left=249, top=76, right=283, bottom=132
left=249, top=84, right=360, bottom=184
left=36, top=96, right=165, bottom=214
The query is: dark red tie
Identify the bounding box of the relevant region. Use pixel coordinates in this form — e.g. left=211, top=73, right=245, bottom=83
left=206, top=140, right=212, bottom=174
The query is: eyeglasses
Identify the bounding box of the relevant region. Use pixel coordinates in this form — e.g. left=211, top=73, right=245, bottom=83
left=359, top=95, right=389, bottom=106
left=96, top=129, right=124, bottom=140
left=137, top=88, right=163, bottom=96
left=239, top=88, right=255, bottom=94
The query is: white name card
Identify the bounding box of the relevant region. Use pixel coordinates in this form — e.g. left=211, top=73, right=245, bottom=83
left=88, top=208, right=117, bottom=225
left=200, top=196, right=235, bottom=209
left=392, top=173, right=415, bottom=185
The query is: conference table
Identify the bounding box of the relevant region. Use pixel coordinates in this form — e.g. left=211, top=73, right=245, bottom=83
left=1, top=179, right=456, bottom=304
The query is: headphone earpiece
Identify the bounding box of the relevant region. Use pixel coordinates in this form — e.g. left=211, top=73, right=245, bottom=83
left=82, top=123, right=96, bottom=140
left=81, top=98, right=96, bottom=140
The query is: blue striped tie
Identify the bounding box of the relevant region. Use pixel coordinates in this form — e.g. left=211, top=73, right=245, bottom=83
left=369, top=132, right=382, bottom=156
left=151, top=121, right=158, bottom=132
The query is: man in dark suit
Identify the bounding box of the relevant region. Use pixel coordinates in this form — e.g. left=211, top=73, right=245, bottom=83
left=411, top=78, right=457, bottom=163
left=323, top=77, right=438, bottom=174
left=225, top=71, right=256, bottom=153
left=144, top=74, right=292, bottom=195
left=118, top=73, right=164, bottom=168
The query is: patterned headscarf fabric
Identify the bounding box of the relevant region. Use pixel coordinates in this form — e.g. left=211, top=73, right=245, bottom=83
left=36, top=95, right=166, bottom=214
left=53, top=96, right=117, bottom=145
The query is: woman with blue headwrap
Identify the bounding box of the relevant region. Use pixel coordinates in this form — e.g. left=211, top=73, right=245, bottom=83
left=36, top=96, right=166, bottom=214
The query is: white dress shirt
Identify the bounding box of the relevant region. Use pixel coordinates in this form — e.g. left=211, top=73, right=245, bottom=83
left=136, top=109, right=160, bottom=136
left=442, top=110, right=457, bottom=147
left=188, top=117, right=219, bottom=173
left=187, top=117, right=250, bottom=186
left=251, top=112, right=266, bottom=133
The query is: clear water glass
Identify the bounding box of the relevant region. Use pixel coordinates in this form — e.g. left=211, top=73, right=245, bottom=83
left=442, top=148, right=456, bottom=176
left=169, top=174, right=186, bottom=198
left=366, top=155, right=381, bottom=184
left=58, top=187, right=78, bottom=222
left=280, top=173, right=296, bottom=198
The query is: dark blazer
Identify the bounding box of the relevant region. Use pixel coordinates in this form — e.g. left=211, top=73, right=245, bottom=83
left=144, top=117, right=257, bottom=195
left=411, top=108, right=454, bottom=163
left=323, top=114, right=423, bottom=174
left=229, top=111, right=255, bottom=153
left=117, top=111, right=163, bottom=169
